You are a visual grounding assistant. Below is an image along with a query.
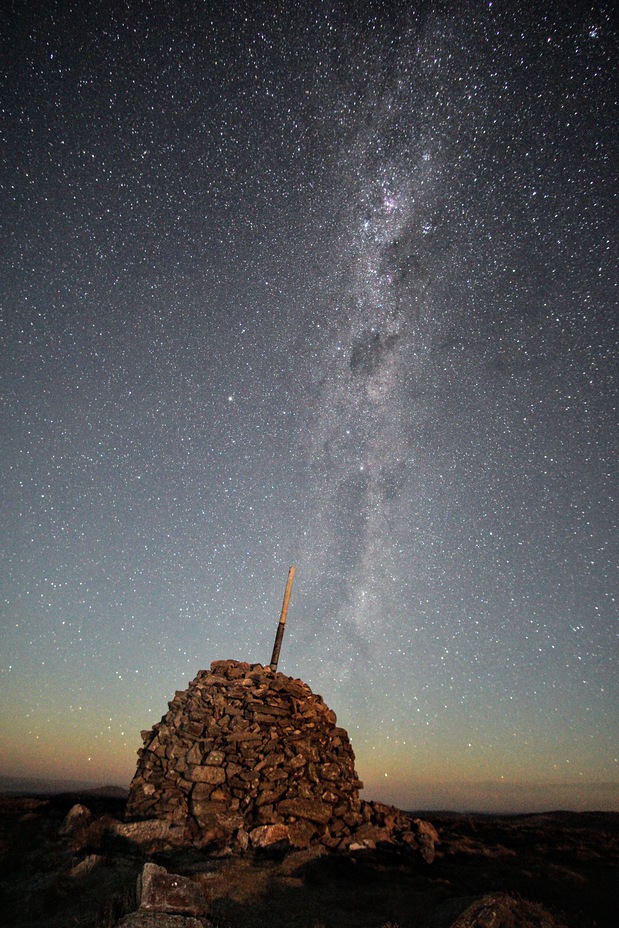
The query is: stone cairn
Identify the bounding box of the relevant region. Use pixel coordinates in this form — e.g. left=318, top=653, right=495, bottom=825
left=126, top=659, right=365, bottom=850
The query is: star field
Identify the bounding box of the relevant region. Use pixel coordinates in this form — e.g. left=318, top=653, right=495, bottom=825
left=1, top=1, right=617, bottom=812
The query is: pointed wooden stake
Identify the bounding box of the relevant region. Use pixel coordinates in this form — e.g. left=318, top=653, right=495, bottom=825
left=269, top=566, right=296, bottom=672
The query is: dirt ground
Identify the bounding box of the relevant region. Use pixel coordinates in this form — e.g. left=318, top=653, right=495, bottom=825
left=0, top=793, right=617, bottom=928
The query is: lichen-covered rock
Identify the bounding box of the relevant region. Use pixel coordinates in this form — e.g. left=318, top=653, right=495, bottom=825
left=126, top=660, right=363, bottom=849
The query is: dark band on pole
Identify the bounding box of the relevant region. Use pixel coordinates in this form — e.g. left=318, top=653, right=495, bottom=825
left=269, top=566, right=296, bottom=672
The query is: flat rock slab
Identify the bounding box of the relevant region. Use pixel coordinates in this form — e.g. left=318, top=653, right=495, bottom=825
left=110, top=819, right=186, bottom=850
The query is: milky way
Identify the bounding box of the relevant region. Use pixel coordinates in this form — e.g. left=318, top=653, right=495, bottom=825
left=1, top=1, right=617, bottom=811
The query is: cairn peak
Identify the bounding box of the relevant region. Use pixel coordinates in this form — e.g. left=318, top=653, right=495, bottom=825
left=126, top=659, right=364, bottom=849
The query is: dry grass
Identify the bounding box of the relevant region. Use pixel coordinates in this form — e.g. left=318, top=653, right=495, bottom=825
left=197, top=850, right=453, bottom=928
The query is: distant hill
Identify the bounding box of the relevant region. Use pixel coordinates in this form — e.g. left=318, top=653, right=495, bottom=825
left=0, top=775, right=128, bottom=798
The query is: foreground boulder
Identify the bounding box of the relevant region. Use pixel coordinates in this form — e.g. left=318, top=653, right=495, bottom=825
left=138, top=863, right=209, bottom=917
left=115, top=863, right=211, bottom=928
left=426, top=892, right=568, bottom=928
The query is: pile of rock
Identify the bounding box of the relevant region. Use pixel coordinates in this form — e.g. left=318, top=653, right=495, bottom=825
left=126, top=660, right=364, bottom=850
left=355, top=801, right=440, bottom=863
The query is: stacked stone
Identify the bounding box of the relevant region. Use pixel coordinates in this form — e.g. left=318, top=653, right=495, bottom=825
left=126, top=659, right=364, bottom=849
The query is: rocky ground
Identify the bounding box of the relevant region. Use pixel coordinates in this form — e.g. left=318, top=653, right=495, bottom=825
left=0, top=791, right=617, bottom=928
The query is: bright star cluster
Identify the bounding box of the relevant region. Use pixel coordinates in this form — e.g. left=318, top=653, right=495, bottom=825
left=1, top=1, right=617, bottom=812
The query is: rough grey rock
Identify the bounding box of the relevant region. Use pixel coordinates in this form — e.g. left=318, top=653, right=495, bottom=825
left=59, top=803, right=92, bottom=836
left=138, top=863, right=209, bottom=917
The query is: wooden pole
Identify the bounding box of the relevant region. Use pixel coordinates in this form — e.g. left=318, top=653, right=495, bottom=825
left=269, top=566, right=296, bottom=672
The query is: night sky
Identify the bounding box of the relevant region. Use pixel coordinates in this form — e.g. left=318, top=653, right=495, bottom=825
left=1, top=1, right=617, bottom=813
